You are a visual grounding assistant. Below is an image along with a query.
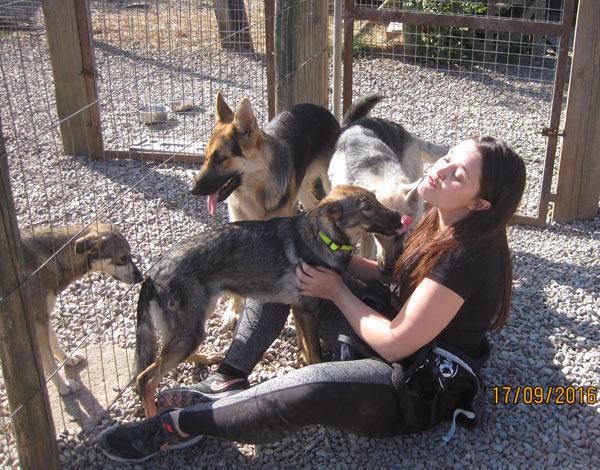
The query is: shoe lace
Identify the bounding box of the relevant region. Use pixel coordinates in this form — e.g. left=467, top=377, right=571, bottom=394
left=131, top=415, right=172, bottom=454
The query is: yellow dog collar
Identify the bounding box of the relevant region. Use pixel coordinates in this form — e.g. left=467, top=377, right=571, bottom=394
left=318, top=231, right=353, bottom=251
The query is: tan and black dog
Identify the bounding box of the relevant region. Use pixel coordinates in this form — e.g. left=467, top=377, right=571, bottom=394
left=20, top=222, right=142, bottom=395
left=190, top=91, right=341, bottom=328
left=135, top=185, right=411, bottom=416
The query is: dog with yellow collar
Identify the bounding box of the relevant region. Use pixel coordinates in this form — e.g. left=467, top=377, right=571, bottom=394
left=135, top=185, right=410, bottom=417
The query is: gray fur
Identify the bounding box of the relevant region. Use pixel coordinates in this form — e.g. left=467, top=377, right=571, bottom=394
left=328, top=94, right=449, bottom=273
left=135, top=186, right=409, bottom=417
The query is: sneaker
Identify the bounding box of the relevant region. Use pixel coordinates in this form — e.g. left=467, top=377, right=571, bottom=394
left=157, top=372, right=250, bottom=410
left=99, top=408, right=203, bottom=463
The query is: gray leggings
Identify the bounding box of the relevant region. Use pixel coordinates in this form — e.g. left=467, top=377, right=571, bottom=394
left=178, top=357, right=406, bottom=443
left=221, top=275, right=367, bottom=376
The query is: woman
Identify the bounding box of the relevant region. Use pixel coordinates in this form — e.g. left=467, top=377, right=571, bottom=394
left=100, top=136, right=526, bottom=463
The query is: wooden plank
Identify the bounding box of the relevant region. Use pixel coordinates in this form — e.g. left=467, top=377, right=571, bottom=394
left=298, top=0, right=328, bottom=107
left=554, top=0, right=600, bottom=222
left=41, top=0, right=103, bottom=158
left=275, top=0, right=297, bottom=111
left=0, top=122, right=61, bottom=470
left=342, top=0, right=354, bottom=115
left=265, top=0, right=276, bottom=120
left=104, top=150, right=205, bottom=165
left=274, top=0, right=328, bottom=112
left=214, top=0, right=254, bottom=52
left=352, top=8, right=566, bottom=36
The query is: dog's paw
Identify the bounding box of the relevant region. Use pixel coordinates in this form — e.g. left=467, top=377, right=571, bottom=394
left=186, top=351, right=225, bottom=365
left=58, top=378, right=80, bottom=395
left=65, top=351, right=85, bottom=367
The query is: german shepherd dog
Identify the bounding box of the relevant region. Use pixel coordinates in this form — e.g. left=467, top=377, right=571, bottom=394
left=20, top=222, right=142, bottom=395
left=135, top=185, right=411, bottom=416
left=328, top=93, right=448, bottom=274
left=189, top=92, right=341, bottom=328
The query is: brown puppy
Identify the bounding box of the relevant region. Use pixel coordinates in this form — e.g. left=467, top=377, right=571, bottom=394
left=20, top=222, right=142, bottom=395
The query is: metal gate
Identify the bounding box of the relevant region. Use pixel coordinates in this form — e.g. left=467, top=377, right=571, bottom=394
left=342, top=0, right=577, bottom=226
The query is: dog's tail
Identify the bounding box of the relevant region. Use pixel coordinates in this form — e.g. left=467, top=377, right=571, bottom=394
left=135, top=277, right=159, bottom=376
left=417, top=139, right=449, bottom=164
left=341, top=93, right=385, bottom=128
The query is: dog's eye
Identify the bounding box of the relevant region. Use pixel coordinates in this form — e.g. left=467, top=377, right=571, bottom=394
left=362, top=207, right=375, bottom=217
left=117, top=255, right=129, bottom=265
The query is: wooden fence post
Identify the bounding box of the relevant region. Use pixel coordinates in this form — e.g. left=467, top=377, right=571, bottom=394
left=0, top=121, right=61, bottom=469
left=41, top=0, right=103, bottom=158
left=214, top=0, right=254, bottom=52
left=554, top=0, right=600, bottom=222
left=275, top=0, right=329, bottom=112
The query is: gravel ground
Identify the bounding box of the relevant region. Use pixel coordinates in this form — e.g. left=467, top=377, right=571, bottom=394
left=1, top=4, right=599, bottom=469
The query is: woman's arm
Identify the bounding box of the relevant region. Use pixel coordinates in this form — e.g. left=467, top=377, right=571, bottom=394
left=296, top=262, right=463, bottom=363
left=346, top=255, right=393, bottom=284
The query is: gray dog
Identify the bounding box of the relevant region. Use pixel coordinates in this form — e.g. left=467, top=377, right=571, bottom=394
left=135, top=185, right=411, bottom=416
left=328, top=93, right=448, bottom=273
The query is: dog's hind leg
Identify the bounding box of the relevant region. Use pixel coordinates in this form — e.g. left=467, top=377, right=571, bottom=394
left=292, top=301, right=323, bottom=364
left=189, top=294, right=226, bottom=362
left=138, top=337, right=200, bottom=417
left=221, top=293, right=245, bottom=330
left=298, top=156, right=332, bottom=210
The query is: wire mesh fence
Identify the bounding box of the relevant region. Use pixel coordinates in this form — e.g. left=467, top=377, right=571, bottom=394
left=345, top=0, right=573, bottom=220
left=0, top=0, right=577, bottom=468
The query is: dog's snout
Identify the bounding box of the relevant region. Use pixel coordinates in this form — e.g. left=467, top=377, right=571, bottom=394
left=133, top=265, right=144, bottom=283
left=189, top=183, right=201, bottom=196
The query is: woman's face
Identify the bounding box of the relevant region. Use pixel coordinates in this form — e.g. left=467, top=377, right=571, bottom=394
left=418, top=139, right=489, bottom=226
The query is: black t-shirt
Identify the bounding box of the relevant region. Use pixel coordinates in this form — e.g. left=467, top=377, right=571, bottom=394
left=426, top=241, right=505, bottom=357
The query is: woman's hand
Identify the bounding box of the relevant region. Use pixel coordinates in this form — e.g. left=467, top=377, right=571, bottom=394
left=295, top=261, right=346, bottom=302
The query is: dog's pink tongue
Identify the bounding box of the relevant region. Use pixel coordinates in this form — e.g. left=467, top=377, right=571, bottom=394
left=207, top=192, right=219, bottom=216
left=397, top=215, right=412, bottom=235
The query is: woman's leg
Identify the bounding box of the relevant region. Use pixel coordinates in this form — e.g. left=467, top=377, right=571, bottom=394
left=99, top=359, right=403, bottom=463
left=220, top=275, right=366, bottom=375
left=178, top=359, right=401, bottom=443
left=220, top=299, right=291, bottom=375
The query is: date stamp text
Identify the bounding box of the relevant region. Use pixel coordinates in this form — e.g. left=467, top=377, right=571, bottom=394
left=492, top=386, right=597, bottom=405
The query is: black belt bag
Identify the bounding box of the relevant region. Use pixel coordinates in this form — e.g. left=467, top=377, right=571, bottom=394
left=393, top=340, right=488, bottom=438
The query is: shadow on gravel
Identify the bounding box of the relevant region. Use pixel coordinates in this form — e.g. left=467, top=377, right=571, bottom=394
left=93, top=41, right=264, bottom=90
left=73, top=155, right=212, bottom=220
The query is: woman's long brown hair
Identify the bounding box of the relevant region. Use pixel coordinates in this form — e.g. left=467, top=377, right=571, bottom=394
left=393, top=136, right=526, bottom=331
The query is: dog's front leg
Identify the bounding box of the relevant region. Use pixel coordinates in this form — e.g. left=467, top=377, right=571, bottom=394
left=35, top=321, right=80, bottom=395
left=49, top=326, right=85, bottom=367
left=291, top=300, right=322, bottom=364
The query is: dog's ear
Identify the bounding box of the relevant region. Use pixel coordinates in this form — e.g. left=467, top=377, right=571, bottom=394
left=307, top=200, right=342, bottom=221
left=215, top=91, right=234, bottom=125
left=75, top=233, right=102, bottom=255
left=401, top=180, right=422, bottom=211
left=233, top=98, right=258, bottom=138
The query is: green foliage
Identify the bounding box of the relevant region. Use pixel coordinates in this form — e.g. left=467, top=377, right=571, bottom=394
left=390, top=0, right=528, bottom=67
left=402, top=0, right=487, bottom=15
